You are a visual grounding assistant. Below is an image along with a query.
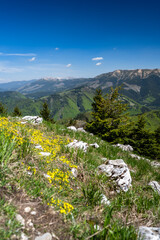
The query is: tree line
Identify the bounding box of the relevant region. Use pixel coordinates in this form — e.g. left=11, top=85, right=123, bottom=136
left=86, top=87, right=160, bottom=160
left=0, top=87, right=159, bottom=160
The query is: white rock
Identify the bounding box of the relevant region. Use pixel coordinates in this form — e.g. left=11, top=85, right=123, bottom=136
left=27, top=219, right=34, bottom=227
left=98, top=159, right=132, bottom=192
left=71, top=168, right=78, bottom=178
left=43, top=173, right=51, bottom=178
left=24, top=207, right=31, bottom=213
left=130, top=153, right=141, bottom=160
left=101, top=158, right=107, bottom=161
left=22, top=116, right=43, bottom=125
left=148, top=181, right=160, bottom=195
left=16, top=214, right=25, bottom=226
left=151, top=161, right=160, bottom=168
left=67, top=139, right=88, bottom=152
left=31, top=211, right=37, bottom=215
left=20, top=232, right=28, bottom=240
left=138, top=226, right=160, bottom=240
left=35, top=145, right=43, bottom=150
left=89, top=143, right=99, bottom=148
left=114, top=143, right=133, bottom=152
left=40, top=152, right=51, bottom=156
left=67, top=126, right=77, bottom=131
left=21, top=121, right=27, bottom=124
left=94, top=225, right=101, bottom=231
left=100, top=194, right=110, bottom=205
left=35, top=233, right=52, bottom=240
left=77, top=127, right=86, bottom=133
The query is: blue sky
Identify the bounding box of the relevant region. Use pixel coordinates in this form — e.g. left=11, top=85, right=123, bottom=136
left=0, top=0, right=160, bottom=82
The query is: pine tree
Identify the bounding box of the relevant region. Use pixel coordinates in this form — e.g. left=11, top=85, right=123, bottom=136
left=40, top=101, right=54, bottom=122
left=0, top=102, right=7, bottom=117
left=86, top=87, right=130, bottom=142
left=13, top=106, right=22, bottom=117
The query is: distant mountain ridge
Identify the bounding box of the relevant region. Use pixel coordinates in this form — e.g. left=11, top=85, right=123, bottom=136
left=0, top=68, right=160, bottom=120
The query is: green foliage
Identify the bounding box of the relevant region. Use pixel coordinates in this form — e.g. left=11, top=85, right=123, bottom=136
left=82, top=180, right=102, bottom=206
left=86, top=87, right=131, bottom=143
left=126, top=116, right=160, bottom=159
left=40, top=101, right=54, bottom=122
left=0, top=198, right=21, bottom=239
left=0, top=102, right=7, bottom=117
left=12, top=106, right=22, bottom=117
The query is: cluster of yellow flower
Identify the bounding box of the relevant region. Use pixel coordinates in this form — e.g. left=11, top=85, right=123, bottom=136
left=48, top=198, right=74, bottom=214
left=0, top=117, right=75, bottom=214
left=0, top=117, right=25, bottom=145
left=47, top=169, right=70, bottom=185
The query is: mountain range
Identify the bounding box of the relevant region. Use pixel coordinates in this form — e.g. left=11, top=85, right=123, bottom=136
left=0, top=68, right=160, bottom=122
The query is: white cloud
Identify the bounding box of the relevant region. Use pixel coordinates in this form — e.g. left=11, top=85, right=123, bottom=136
left=0, top=53, right=36, bottom=56
left=66, top=63, right=72, bottom=68
left=0, top=67, right=23, bottom=73
left=92, top=57, right=103, bottom=61
left=96, top=62, right=102, bottom=66
left=29, top=57, right=36, bottom=62
left=55, top=48, right=59, bottom=50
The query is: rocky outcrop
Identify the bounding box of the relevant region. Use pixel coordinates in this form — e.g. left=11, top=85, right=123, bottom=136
left=148, top=181, right=160, bottom=195
left=114, top=143, right=133, bottom=152
left=21, top=116, right=43, bottom=125
left=138, top=226, right=160, bottom=240
left=67, top=140, right=99, bottom=152
left=98, top=159, right=132, bottom=192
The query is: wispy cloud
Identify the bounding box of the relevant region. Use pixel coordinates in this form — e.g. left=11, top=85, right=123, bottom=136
left=0, top=67, right=23, bottom=73
left=66, top=63, right=72, bottom=68
left=0, top=53, right=36, bottom=56
left=55, top=48, right=59, bottom=50
left=29, top=57, right=36, bottom=62
left=92, top=57, right=103, bottom=61
left=96, top=62, right=102, bottom=66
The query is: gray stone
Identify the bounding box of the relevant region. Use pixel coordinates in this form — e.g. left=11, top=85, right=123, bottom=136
left=130, top=153, right=141, bottom=160
left=98, top=159, right=132, bottom=192
left=114, top=143, right=133, bottom=152
left=35, top=232, right=52, bottom=240
left=24, top=207, right=31, bottom=213
left=71, top=168, right=78, bottom=178
left=67, top=139, right=88, bottom=152
left=151, top=161, right=160, bottom=168
left=148, top=181, right=160, bottom=195
left=40, top=152, right=51, bottom=156
left=67, top=126, right=77, bottom=131
left=138, top=226, right=160, bottom=240
left=35, top=145, right=43, bottom=150
left=77, top=127, right=86, bottom=133
left=20, top=232, right=28, bottom=240
left=89, top=143, right=99, bottom=148
left=31, top=211, right=37, bottom=215
left=16, top=214, right=25, bottom=227
left=100, top=194, right=110, bottom=205
left=22, top=116, right=43, bottom=125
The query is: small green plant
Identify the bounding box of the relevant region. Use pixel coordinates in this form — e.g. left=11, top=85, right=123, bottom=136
left=82, top=180, right=102, bottom=206
left=0, top=198, right=21, bottom=239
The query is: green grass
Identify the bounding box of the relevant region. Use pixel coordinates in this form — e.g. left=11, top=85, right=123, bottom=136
left=0, top=118, right=160, bottom=239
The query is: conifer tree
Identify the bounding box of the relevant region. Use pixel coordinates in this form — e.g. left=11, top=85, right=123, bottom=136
left=40, top=101, right=54, bottom=122
left=13, top=106, right=22, bottom=117
left=0, top=102, right=7, bottom=116
left=86, top=87, right=130, bottom=142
